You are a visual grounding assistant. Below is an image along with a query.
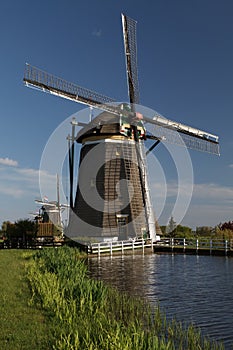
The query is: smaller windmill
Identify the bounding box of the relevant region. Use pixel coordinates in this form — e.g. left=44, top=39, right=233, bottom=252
left=24, top=14, right=219, bottom=243
left=32, top=175, right=68, bottom=240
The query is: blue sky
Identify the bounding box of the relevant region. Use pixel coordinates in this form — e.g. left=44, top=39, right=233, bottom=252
left=0, top=0, right=232, bottom=229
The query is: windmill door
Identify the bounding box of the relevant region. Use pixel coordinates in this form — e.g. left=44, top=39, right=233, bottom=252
left=116, top=214, right=128, bottom=240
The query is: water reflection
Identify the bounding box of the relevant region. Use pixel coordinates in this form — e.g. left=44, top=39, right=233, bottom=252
left=88, top=255, right=154, bottom=298
left=88, top=254, right=233, bottom=349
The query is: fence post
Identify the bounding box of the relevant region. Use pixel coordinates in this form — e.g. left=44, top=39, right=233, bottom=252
left=142, top=239, right=144, bottom=254
left=121, top=240, right=124, bottom=255
left=98, top=243, right=100, bottom=257
left=110, top=242, right=112, bottom=256
left=225, top=240, right=228, bottom=256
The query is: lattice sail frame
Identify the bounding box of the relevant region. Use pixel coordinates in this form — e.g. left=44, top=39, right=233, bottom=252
left=121, top=14, right=140, bottom=104
left=24, top=63, right=115, bottom=106
left=147, top=127, right=219, bottom=155
left=145, top=113, right=219, bottom=155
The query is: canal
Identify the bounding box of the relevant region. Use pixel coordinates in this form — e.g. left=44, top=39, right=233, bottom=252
left=88, top=253, right=233, bottom=349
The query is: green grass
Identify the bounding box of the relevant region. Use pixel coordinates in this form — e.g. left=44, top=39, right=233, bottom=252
left=0, top=249, right=53, bottom=350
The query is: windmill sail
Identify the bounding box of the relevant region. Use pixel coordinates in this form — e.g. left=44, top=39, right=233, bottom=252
left=24, top=63, right=115, bottom=107
left=145, top=111, right=219, bottom=155
left=121, top=13, right=140, bottom=104
left=147, top=127, right=219, bottom=155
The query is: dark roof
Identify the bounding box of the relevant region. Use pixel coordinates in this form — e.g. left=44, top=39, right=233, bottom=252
left=76, top=111, right=120, bottom=143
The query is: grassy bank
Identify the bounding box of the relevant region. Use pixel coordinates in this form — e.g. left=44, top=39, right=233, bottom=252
left=26, top=247, right=224, bottom=350
left=0, top=250, right=53, bottom=349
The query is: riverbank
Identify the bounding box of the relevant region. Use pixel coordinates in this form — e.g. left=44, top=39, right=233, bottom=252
left=28, top=247, right=224, bottom=349
left=0, top=248, right=224, bottom=349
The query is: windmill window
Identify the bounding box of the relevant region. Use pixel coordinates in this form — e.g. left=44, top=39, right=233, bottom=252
left=116, top=214, right=128, bottom=239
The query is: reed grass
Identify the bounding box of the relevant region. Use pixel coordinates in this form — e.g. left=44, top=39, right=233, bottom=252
left=26, top=246, right=224, bottom=350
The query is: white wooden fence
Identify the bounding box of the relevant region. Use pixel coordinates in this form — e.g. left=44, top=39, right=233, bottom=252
left=88, top=239, right=154, bottom=256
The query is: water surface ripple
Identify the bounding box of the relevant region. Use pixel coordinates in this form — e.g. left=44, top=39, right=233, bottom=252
left=88, top=254, right=233, bottom=349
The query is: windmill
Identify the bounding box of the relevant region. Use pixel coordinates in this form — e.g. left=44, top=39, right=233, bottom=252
left=24, top=14, right=219, bottom=244
left=31, top=175, right=68, bottom=240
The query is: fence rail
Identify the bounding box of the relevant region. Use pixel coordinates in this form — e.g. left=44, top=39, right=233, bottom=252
left=0, top=240, right=63, bottom=249
left=154, top=238, right=233, bottom=256
left=1, top=237, right=232, bottom=257
left=88, top=239, right=154, bottom=255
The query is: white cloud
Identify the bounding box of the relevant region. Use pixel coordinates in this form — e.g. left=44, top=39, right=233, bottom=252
left=0, top=186, right=24, bottom=198
left=0, top=165, right=57, bottom=199
left=152, top=180, right=233, bottom=202
left=0, top=167, right=37, bottom=199
left=229, top=164, right=233, bottom=168
left=181, top=203, right=233, bottom=229
left=0, top=157, right=18, bottom=167
left=151, top=180, right=233, bottom=228
left=193, top=183, right=233, bottom=202
left=0, top=164, right=62, bottom=224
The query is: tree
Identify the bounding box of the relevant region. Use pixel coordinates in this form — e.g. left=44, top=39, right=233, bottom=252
left=218, top=221, right=233, bottom=232
left=175, top=225, right=192, bottom=238
left=166, top=216, right=177, bottom=237
left=215, top=221, right=233, bottom=240
left=160, top=226, right=167, bottom=235
left=196, top=226, right=214, bottom=237
left=5, top=219, right=37, bottom=243
left=1, top=221, right=12, bottom=238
